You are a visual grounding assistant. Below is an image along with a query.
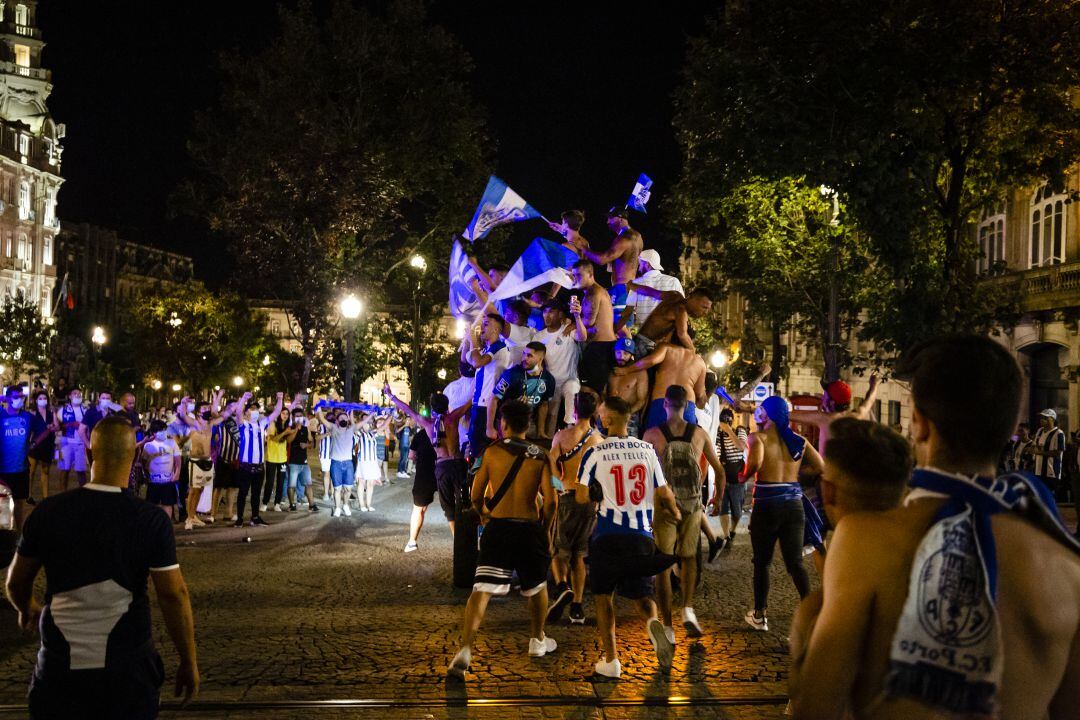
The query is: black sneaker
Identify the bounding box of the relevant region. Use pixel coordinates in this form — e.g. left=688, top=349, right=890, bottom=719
left=708, top=536, right=726, bottom=563
left=250, top=516, right=269, bottom=527
left=546, top=583, right=573, bottom=623
left=233, top=518, right=244, bottom=527
left=569, top=602, right=585, bottom=625
left=289, top=504, right=297, bottom=512
left=309, top=504, right=319, bottom=512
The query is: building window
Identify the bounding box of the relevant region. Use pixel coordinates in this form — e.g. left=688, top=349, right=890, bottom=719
left=43, top=186, right=55, bottom=225
left=16, top=233, right=26, bottom=260
left=41, top=291, right=49, bottom=317
left=977, top=201, right=1006, bottom=273
left=14, top=4, right=27, bottom=26
left=42, top=235, right=50, bottom=265
left=18, top=133, right=28, bottom=158
left=1030, top=185, right=1067, bottom=268
left=17, top=179, right=29, bottom=219
left=887, top=400, right=901, bottom=426
left=14, top=44, right=29, bottom=68
left=0, top=4, right=6, bottom=23
left=271, top=320, right=281, bottom=335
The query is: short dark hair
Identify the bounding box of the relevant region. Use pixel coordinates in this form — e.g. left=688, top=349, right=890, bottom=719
left=574, top=391, right=598, bottom=419
left=895, top=335, right=1021, bottom=466
left=542, top=298, right=567, bottom=314
left=572, top=259, right=595, bottom=272
left=430, top=393, right=449, bottom=415
left=485, top=313, right=506, bottom=331
left=196, top=401, right=211, bottom=411
left=500, top=399, right=531, bottom=433
left=1017, top=422, right=1030, bottom=432
left=664, top=384, right=688, bottom=406
left=509, top=298, right=531, bottom=319
left=825, top=417, right=912, bottom=510
left=98, top=389, right=113, bottom=398
left=704, top=371, right=718, bottom=396
left=688, top=287, right=713, bottom=301
left=149, top=419, right=167, bottom=433
left=602, top=395, right=631, bottom=417
left=525, top=341, right=546, bottom=354
left=561, top=209, right=585, bottom=231
left=719, top=407, right=734, bottom=424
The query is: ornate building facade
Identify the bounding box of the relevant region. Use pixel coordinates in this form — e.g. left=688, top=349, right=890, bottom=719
left=0, top=0, right=62, bottom=315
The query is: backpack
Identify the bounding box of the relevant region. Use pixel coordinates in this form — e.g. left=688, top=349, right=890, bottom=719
left=660, top=424, right=702, bottom=514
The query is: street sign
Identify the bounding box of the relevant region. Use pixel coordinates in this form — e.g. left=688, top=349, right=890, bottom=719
left=752, top=383, right=774, bottom=402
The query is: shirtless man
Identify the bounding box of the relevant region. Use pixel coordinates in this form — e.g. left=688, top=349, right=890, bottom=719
left=643, top=385, right=728, bottom=640
left=570, top=259, right=617, bottom=396
left=183, top=390, right=232, bottom=531
left=630, top=287, right=714, bottom=355
left=447, top=399, right=558, bottom=679
left=742, top=396, right=824, bottom=632
left=605, top=338, right=649, bottom=437
left=579, top=207, right=643, bottom=316
left=790, top=336, right=1080, bottom=720
left=547, top=392, right=603, bottom=626
left=549, top=209, right=589, bottom=255
left=789, top=373, right=881, bottom=455
left=613, top=341, right=707, bottom=432
left=383, top=384, right=470, bottom=548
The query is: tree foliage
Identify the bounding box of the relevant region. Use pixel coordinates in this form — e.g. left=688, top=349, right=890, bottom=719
left=0, top=294, right=55, bottom=384
left=675, top=0, right=1076, bottom=355
left=183, top=0, right=491, bottom=386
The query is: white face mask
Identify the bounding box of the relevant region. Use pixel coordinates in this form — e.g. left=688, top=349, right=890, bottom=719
left=753, top=406, right=767, bottom=426
left=100, top=399, right=111, bottom=410
left=9, top=398, right=23, bottom=409
left=70, top=396, right=82, bottom=406
left=249, top=411, right=261, bottom=423
left=37, top=398, right=47, bottom=409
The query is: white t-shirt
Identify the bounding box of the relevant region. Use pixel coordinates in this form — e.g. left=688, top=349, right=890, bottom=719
left=503, top=323, right=536, bottom=366
left=143, top=438, right=180, bottom=483
left=474, top=341, right=511, bottom=408
left=626, top=269, right=685, bottom=328
left=697, top=394, right=722, bottom=485
left=443, top=376, right=475, bottom=449
left=534, top=323, right=580, bottom=383
left=577, top=435, right=667, bottom=537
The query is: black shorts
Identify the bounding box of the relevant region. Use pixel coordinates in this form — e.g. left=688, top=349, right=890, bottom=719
left=588, top=532, right=677, bottom=600
left=146, top=482, right=179, bottom=506
left=435, top=458, right=468, bottom=521
left=473, top=518, right=551, bottom=596
left=214, top=460, right=237, bottom=489
left=555, top=493, right=596, bottom=558
left=0, top=470, right=30, bottom=500
left=29, top=646, right=164, bottom=720
left=578, top=340, right=615, bottom=395
left=411, top=466, right=437, bottom=508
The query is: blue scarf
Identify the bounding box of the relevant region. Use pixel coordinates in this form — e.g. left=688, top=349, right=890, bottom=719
left=762, top=396, right=805, bottom=461
left=886, top=468, right=1080, bottom=715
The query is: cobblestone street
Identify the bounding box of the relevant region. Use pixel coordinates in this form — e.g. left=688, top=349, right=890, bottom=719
left=0, top=472, right=807, bottom=718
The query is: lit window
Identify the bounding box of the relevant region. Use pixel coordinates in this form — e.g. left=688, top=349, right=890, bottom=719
left=976, top=201, right=1006, bottom=273
left=1030, top=185, right=1067, bottom=268
left=14, top=4, right=26, bottom=26
left=14, top=44, right=29, bottom=68
left=18, top=133, right=28, bottom=157
left=41, top=291, right=49, bottom=316
left=271, top=320, right=281, bottom=335
left=0, top=4, right=6, bottom=23
left=16, top=233, right=25, bottom=260
left=42, top=235, right=50, bottom=265
left=17, top=179, right=29, bottom=219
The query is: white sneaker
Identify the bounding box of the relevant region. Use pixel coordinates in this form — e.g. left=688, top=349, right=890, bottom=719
left=259, top=503, right=267, bottom=512
left=404, top=541, right=418, bottom=553
left=184, top=518, right=195, bottom=531
left=665, top=625, right=676, bottom=645
left=647, top=618, right=674, bottom=670
left=343, top=504, right=352, bottom=516
left=683, top=607, right=703, bottom=638
left=322, top=494, right=330, bottom=502
left=230, top=514, right=238, bottom=522
left=528, top=635, right=557, bottom=657
left=447, top=646, right=471, bottom=679
left=744, top=609, right=768, bottom=632
left=203, top=515, right=214, bottom=524
left=187, top=515, right=205, bottom=527
left=365, top=506, right=375, bottom=513
left=273, top=503, right=283, bottom=512
left=332, top=508, right=342, bottom=518
left=594, top=656, right=622, bottom=678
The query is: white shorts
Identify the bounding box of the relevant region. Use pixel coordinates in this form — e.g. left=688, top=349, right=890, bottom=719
left=320, top=458, right=331, bottom=473
left=355, top=460, right=381, bottom=482
left=57, top=440, right=87, bottom=473
left=190, top=460, right=214, bottom=489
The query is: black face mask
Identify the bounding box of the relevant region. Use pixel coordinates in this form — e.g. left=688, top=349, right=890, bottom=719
left=338, top=421, right=349, bottom=428
left=201, top=412, right=211, bottom=421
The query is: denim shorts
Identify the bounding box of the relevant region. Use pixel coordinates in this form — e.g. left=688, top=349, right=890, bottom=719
left=329, top=459, right=354, bottom=488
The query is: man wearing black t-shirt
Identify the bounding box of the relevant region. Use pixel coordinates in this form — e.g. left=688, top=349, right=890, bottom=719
left=5, top=415, right=199, bottom=718
left=490, top=342, right=556, bottom=439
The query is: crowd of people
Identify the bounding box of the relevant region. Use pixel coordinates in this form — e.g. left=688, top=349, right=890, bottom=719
left=1, top=205, right=1079, bottom=719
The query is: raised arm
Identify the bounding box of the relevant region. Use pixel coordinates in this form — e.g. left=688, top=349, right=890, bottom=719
left=266, top=392, right=285, bottom=426
left=853, top=373, right=881, bottom=420
left=583, top=236, right=631, bottom=267
left=570, top=295, right=588, bottom=342
left=616, top=343, right=668, bottom=376
left=383, top=384, right=433, bottom=433
left=673, top=306, right=695, bottom=352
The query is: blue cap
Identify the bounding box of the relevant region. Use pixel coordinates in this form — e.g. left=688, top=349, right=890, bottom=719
left=614, top=337, right=635, bottom=355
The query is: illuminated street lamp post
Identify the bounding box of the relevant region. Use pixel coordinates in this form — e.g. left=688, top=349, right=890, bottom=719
left=90, top=326, right=107, bottom=391
left=408, top=255, right=427, bottom=401
left=339, top=294, right=363, bottom=402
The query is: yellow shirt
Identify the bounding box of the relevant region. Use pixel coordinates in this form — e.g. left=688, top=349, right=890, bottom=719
left=265, top=424, right=288, bottom=464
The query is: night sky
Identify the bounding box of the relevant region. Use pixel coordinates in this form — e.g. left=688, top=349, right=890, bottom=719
left=37, top=1, right=719, bottom=287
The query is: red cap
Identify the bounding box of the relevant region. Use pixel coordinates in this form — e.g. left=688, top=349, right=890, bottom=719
left=825, top=380, right=852, bottom=406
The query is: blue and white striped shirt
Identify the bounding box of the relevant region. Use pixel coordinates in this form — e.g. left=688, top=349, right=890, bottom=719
left=318, top=424, right=332, bottom=461
left=237, top=418, right=270, bottom=465
left=356, top=431, right=378, bottom=463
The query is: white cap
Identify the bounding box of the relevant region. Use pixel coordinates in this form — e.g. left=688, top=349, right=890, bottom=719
left=1040, top=408, right=1058, bottom=420
left=639, top=249, right=663, bottom=272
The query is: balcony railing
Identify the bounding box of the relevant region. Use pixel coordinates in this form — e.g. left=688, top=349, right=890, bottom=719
left=0, top=61, right=48, bottom=81
left=982, top=260, right=1080, bottom=313
left=0, top=22, right=41, bottom=39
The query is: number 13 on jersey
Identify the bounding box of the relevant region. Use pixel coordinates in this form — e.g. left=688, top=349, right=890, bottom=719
left=610, top=464, right=647, bottom=505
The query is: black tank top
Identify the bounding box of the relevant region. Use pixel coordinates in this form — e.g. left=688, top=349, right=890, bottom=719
left=412, top=426, right=437, bottom=480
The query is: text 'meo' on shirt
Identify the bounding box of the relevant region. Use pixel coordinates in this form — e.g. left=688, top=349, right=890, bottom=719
left=473, top=339, right=510, bottom=408
left=0, top=409, right=33, bottom=473
left=16, top=484, right=178, bottom=674
left=492, top=366, right=556, bottom=407
left=578, top=436, right=667, bottom=538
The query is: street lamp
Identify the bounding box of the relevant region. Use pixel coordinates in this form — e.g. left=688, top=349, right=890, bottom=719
left=151, top=379, right=162, bottom=390
left=171, top=383, right=182, bottom=393
left=710, top=350, right=728, bottom=368
left=91, top=326, right=106, bottom=347
left=409, top=255, right=426, bottom=402
left=232, top=375, right=244, bottom=388
left=437, top=368, right=447, bottom=381
left=262, top=354, right=271, bottom=367
left=168, top=312, right=182, bottom=328
left=339, top=293, right=363, bottom=402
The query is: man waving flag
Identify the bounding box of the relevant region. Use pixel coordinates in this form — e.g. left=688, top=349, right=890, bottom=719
left=627, top=173, right=653, bottom=214
left=462, top=176, right=542, bottom=241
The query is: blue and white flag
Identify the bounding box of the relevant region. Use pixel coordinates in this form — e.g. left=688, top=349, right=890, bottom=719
left=449, top=239, right=482, bottom=321
left=488, top=238, right=578, bottom=303
left=462, top=176, right=542, bottom=241
left=627, top=173, right=653, bottom=213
